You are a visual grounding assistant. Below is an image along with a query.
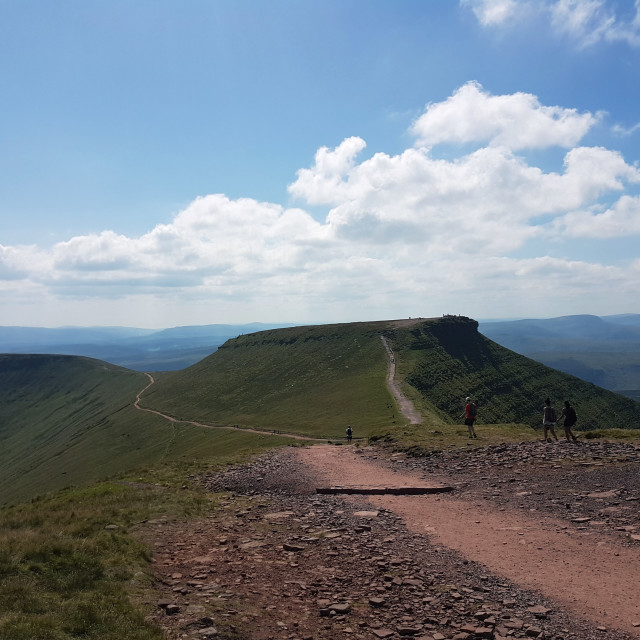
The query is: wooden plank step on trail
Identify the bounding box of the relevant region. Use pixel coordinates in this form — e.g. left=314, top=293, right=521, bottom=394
left=315, top=485, right=453, bottom=495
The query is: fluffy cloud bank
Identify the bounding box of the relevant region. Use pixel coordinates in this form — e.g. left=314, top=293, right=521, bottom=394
left=2, top=83, right=639, bottom=325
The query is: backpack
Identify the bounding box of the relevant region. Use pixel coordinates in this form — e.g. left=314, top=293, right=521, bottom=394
left=565, top=407, right=577, bottom=424
left=468, top=402, right=477, bottom=417
left=544, top=406, right=556, bottom=422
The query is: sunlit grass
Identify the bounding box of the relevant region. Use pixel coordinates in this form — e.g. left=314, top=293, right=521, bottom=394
left=0, top=430, right=297, bottom=639
left=369, top=420, right=540, bottom=455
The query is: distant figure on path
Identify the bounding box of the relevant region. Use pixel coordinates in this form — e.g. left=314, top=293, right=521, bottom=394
left=461, top=397, right=478, bottom=439
left=559, top=400, right=578, bottom=442
left=346, top=425, right=353, bottom=443
left=542, top=398, right=559, bottom=442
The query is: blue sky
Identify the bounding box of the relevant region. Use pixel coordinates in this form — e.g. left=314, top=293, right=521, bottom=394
left=1, top=0, right=640, bottom=327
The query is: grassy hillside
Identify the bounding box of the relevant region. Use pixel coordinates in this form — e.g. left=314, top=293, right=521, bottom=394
left=141, top=317, right=640, bottom=439
left=385, top=316, right=640, bottom=431
left=479, top=315, right=640, bottom=397
left=2, top=318, right=640, bottom=638
left=141, top=321, right=397, bottom=438
left=0, top=354, right=292, bottom=505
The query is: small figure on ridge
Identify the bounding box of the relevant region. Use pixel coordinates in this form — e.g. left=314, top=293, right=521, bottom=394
left=542, top=397, right=559, bottom=442
left=461, top=397, right=478, bottom=439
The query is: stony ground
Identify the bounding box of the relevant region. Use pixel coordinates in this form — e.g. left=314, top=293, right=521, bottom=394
left=138, top=439, right=640, bottom=640
left=382, top=439, right=640, bottom=546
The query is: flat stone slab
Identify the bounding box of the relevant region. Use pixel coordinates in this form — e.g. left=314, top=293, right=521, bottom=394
left=316, top=485, right=453, bottom=495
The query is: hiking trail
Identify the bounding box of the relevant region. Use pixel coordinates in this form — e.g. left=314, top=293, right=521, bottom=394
left=296, top=444, right=640, bottom=637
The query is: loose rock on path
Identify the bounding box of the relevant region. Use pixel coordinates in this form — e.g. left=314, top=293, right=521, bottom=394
left=139, top=438, right=640, bottom=640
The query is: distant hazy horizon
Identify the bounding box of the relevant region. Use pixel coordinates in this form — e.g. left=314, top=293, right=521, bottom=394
left=2, top=313, right=640, bottom=332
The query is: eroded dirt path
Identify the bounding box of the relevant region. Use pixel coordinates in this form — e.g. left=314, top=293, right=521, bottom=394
left=380, top=336, right=422, bottom=425
left=142, top=440, right=640, bottom=640
left=297, top=444, right=640, bottom=637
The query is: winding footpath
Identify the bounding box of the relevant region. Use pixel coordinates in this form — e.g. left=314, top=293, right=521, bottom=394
left=380, top=335, right=423, bottom=424
left=133, top=373, right=323, bottom=442
left=134, top=332, right=422, bottom=441
left=132, top=349, right=640, bottom=636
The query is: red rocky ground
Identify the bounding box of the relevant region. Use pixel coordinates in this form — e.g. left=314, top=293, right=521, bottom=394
left=138, top=439, right=640, bottom=640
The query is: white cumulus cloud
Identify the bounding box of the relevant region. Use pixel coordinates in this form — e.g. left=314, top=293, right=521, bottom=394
left=1, top=84, right=639, bottom=324
left=410, top=82, right=598, bottom=150
left=554, top=195, right=640, bottom=238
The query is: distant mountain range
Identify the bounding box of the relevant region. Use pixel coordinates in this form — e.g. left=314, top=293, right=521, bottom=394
left=0, top=323, right=296, bottom=371
left=479, top=314, right=640, bottom=401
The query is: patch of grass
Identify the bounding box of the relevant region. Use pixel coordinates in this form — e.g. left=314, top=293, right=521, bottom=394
left=0, top=483, right=170, bottom=639
left=369, top=420, right=539, bottom=455
left=0, top=432, right=284, bottom=640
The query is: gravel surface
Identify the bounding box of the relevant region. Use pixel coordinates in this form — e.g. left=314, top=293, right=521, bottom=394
left=139, top=440, right=640, bottom=640
left=389, top=439, right=640, bottom=545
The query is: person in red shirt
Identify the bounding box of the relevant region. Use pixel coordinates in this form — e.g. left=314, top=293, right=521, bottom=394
left=461, top=396, right=478, bottom=439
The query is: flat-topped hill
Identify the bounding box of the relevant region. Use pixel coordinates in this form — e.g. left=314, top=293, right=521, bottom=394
left=142, top=316, right=640, bottom=434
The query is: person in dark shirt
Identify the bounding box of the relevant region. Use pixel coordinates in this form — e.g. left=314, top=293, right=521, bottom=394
left=559, top=400, right=578, bottom=443
left=346, top=425, right=353, bottom=443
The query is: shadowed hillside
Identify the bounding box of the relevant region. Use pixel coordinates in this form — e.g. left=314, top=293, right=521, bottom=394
left=386, top=316, right=640, bottom=431
left=0, top=355, right=289, bottom=505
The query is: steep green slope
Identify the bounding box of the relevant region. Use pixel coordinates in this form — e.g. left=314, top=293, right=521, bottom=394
left=141, top=321, right=397, bottom=437
left=386, top=316, right=640, bottom=430
left=0, top=355, right=290, bottom=505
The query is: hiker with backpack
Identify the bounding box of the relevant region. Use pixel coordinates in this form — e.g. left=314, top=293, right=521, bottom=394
left=346, top=425, right=353, bottom=443
left=542, top=398, right=559, bottom=442
left=559, top=400, right=579, bottom=443
left=461, top=396, right=478, bottom=439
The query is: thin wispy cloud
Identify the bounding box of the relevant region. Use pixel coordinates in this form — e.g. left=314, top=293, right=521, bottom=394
left=613, top=121, right=640, bottom=137
left=461, top=0, right=521, bottom=26
left=464, top=0, right=640, bottom=48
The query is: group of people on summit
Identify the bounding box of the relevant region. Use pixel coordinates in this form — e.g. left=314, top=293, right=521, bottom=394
left=462, top=396, right=578, bottom=442
left=542, top=398, right=579, bottom=442
left=345, top=397, right=580, bottom=443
